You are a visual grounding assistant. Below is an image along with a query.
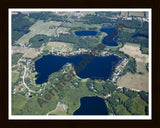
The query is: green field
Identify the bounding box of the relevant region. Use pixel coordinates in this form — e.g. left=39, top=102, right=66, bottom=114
left=12, top=94, right=29, bottom=115
left=12, top=72, right=20, bottom=83
left=12, top=53, right=23, bottom=66
left=59, top=81, right=97, bottom=115
left=12, top=94, right=59, bottom=115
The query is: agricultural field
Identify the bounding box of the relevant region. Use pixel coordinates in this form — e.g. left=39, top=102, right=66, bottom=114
left=47, top=41, right=73, bottom=52
left=63, top=21, right=102, bottom=29
left=12, top=46, right=29, bottom=54
left=119, top=43, right=149, bottom=63
left=121, top=12, right=145, bottom=17
left=117, top=72, right=148, bottom=91
left=129, top=12, right=145, bottom=17
left=117, top=43, right=149, bottom=91
left=23, top=48, right=40, bottom=58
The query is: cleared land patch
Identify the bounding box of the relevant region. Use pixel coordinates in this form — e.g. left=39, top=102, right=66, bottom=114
left=12, top=71, right=20, bottom=83
left=117, top=43, right=149, bottom=92
left=117, top=72, right=148, bottom=91
left=129, top=12, right=145, bottom=17
left=47, top=42, right=73, bottom=52
left=12, top=46, right=29, bottom=54
left=119, top=43, right=148, bottom=64
left=23, top=48, right=39, bottom=58
left=48, top=102, right=68, bottom=115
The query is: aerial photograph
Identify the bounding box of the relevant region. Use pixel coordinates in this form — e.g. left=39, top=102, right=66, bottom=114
left=9, top=9, right=151, bottom=119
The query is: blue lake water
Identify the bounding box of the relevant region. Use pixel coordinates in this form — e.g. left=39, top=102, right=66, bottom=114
left=75, top=25, right=119, bottom=46
left=73, top=96, right=108, bottom=115
left=132, top=33, right=148, bottom=39
left=75, top=31, right=98, bottom=36
left=38, top=39, right=44, bottom=42
left=100, top=27, right=119, bottom=46
left=35, top=54, right=121, bottom=84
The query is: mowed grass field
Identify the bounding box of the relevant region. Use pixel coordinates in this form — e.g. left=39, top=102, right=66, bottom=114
left=23, top=48, right=39, bottom=58
left=117, top=43, right=149, bottom=92
left=47, top=42, right=73, bottom=52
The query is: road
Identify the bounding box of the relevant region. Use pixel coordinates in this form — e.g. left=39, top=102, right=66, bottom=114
left=22, top=66, right=41, bottom=93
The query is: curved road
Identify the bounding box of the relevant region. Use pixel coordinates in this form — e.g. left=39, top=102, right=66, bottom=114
left=22, top=66, right=41, bottom=93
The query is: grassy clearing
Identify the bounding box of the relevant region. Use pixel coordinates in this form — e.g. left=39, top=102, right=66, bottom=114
left=117, top=72, right=148, bottom=92
left=129, top=12, right=144, bottom=17
left=47, top=42, right=73, bottom=52
left=12, top=94, right=29, bottom=115
left=123, top=28, right=136, bottom=33
left=12, top=53, right=23, bottom=66
left=43, top=45, right=52, bottom=51
left=48, top=102, right=68, bottom=115
left=12, top=94, right=59, bottom=115
left=63, top=21, right=102, bottom=29
left=12, top=72, right=20, bottom=83
left=115, top=104, right=131, bottom=115
left=60, top=82, right=97, bottom=115
left=12, top=46, right=29, bottom=54
left=119, top=43, right=149, bottom=63
left=23, top=48, right=39, bottom=58
left=50, top=110, right=67, bottom=115
left=125, top=97, right=147, bottom=115
left=118, top=93, right=129, bottom=102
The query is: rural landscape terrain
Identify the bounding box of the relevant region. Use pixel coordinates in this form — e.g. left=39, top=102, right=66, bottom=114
left=11, top=10, right=149, bottom=116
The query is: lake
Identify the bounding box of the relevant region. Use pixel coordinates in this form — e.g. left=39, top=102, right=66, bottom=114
left=35, top=54, right=121, bottom=84
left=75, top=31, right=98, bottom=36
left=132, top=33, right=148, bottom=40
left=73, top=96, right=108, bottom=115
left=75, top=25, right=119, bottom=46
left=100, top=26, right=119, bottom=46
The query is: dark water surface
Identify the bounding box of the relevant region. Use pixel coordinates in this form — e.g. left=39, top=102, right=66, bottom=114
left=132, top=33, right=148, bottom=39
left=75, top=31, right=98, bottom=36
left=100, top=26, right=119, bottom=46
left=73, top=96, right=108, bottom=115
left=75, top=25, right=119, bottom=46
left=35, top=54, right=121, bottom=84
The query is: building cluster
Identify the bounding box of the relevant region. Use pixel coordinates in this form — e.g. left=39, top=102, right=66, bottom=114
left=112, top=58, right=129, bottom=83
